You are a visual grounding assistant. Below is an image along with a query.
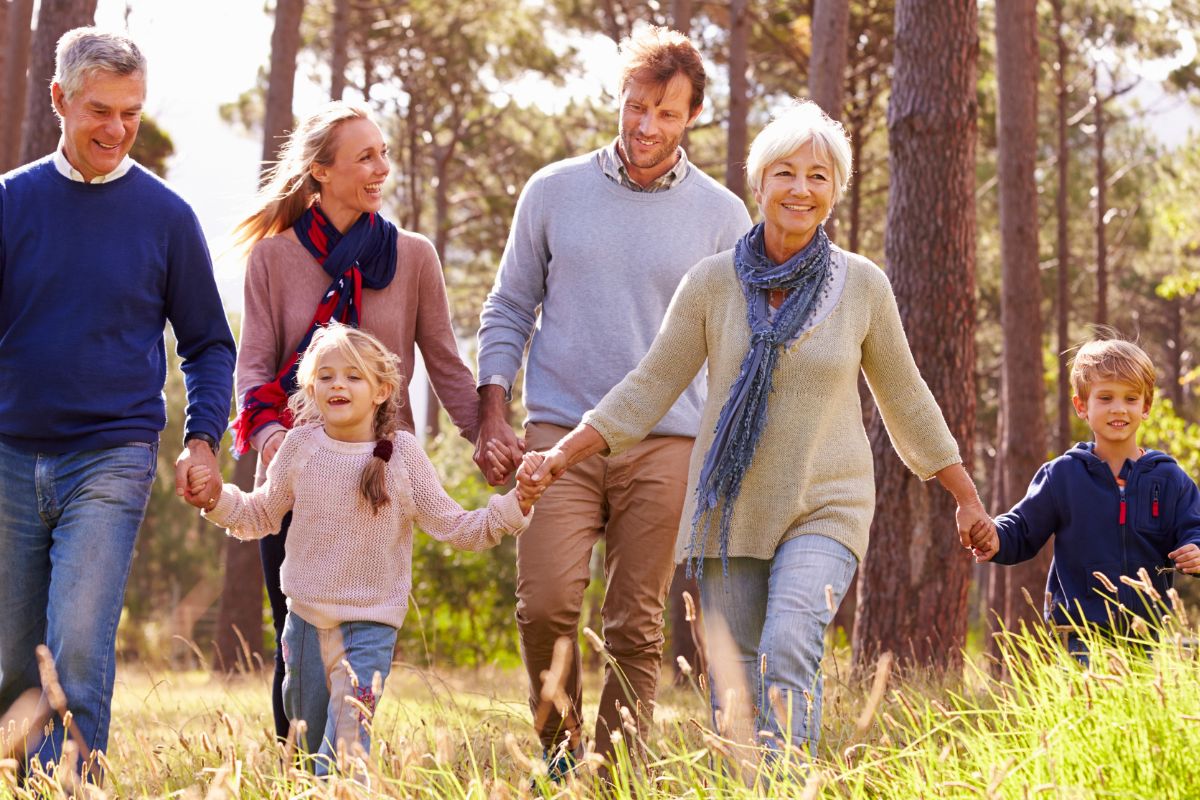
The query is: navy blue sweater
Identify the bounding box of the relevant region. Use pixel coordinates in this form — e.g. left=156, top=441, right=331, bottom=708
left=0, top=157, right=235, bottom=453
left=994, top=442, right=1200, bottom=627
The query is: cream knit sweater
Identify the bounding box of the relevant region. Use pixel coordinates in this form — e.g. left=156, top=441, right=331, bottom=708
left=205, top=424, right=530, bottom=628
left=583, top=248, right=961, bottom=564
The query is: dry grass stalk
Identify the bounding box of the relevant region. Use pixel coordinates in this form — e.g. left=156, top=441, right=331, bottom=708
left=533, top=636, right=573, bottom=736
left=855, top=651, right=893, bottom=734
left=1092, top=571, right=1118, bottom=594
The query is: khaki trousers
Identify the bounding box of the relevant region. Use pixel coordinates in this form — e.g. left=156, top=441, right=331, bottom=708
left=516, top=422, right=692, bottom=758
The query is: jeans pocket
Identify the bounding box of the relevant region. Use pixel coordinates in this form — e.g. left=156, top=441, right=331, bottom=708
left=117, top=441, right=159, bottom=480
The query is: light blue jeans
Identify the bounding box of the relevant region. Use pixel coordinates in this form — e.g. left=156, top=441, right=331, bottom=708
left=0, top=439, right=156, bottom=768
left=699, top=533, right=857, bottom=756
left=281, top=611, right=397, bottom=776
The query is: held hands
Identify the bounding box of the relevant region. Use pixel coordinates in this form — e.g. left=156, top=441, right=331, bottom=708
left=473, top=387, right=525, bottom=485
left=956, top=498, right=999, bottom=563
left=511, top=449, right=570, bottom=514
left=175, top=439, right=221, bottom=509
left=1168, top=543, right=1200, bottom=574
left=183, top=464, right=223, bottom=511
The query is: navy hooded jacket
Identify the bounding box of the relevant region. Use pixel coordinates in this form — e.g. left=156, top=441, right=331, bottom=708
left=993, top=442, right=1200, bottom=627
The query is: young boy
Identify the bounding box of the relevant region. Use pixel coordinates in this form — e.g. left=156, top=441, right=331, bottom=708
left=973, top=337, right=1200, bottom=630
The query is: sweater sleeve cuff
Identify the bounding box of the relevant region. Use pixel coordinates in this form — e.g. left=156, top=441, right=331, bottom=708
left=496, top=490, right=533, bottom=534
left=250, top=423, right=287, bottom=454
left=202, top=486, right=238, bottom=529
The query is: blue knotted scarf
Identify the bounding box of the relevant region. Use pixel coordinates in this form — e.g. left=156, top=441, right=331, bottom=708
left=687, top=222, right=832, bottom=578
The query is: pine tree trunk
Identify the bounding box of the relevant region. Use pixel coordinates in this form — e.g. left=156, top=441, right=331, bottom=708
left=1054, top=0, right=1071, bottom=452
left=261, top=0, right=305, bottom=171
left=670, top=0, right=693, bottom=34
left=213, top=455, right=264, bottom=673
left=990, top=0, right=1050, bottom=641
left=852, top=0, right=978, bottom=673
left=725, top=0, right=748, bottom=201
left=809, top=0, right=849, bottom=242
left=19, top=0, right=97, bottom=165
left=330, top=0, right=349, bottom=100
left=1093, top=62, right=1107, bottom=326
left=6, top=0, right=37, bottom=167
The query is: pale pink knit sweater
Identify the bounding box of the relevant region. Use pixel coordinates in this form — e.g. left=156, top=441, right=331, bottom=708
left=237, top=230, right=480, bottom=482
left=204, top=424, right=530, bottom=629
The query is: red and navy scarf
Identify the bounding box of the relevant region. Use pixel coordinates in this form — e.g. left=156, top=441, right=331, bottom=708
left=231, top=204, right=399, bottom=454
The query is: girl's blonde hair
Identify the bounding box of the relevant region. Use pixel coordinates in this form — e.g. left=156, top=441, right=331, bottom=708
left=288, top=323, right=405, bottom=514
left=234, top=102, right=372, bottom=249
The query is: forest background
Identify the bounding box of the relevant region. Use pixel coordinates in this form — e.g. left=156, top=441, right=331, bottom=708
left=2, top=0, right=1200, bottom=681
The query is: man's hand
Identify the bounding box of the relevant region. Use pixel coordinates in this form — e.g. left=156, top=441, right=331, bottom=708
left=176, top=439, right=220, bottom=507
left=1168, top=543, right=1200, bottom=574
left=473, top=385, right=524, bottom=485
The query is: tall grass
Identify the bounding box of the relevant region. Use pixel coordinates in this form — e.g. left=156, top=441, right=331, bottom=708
left=3, top=590, right=1197, bottom=798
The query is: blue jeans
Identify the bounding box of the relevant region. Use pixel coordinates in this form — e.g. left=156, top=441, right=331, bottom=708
left=0, top=439, right=156, bottom=767
left=699, top=533, right=857, bottom=756
left=281, top=612, right=397, bottom=776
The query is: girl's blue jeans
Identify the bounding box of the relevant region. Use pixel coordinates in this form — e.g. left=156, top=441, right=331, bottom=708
left=699, top=533, right=857, bottom=757
left=281, top=611, right=397, bottom=775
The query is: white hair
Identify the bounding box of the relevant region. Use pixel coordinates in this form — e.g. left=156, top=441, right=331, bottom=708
left=745, top=99, right=852, bottom=204
left=54, top=27, right=146, bottom=100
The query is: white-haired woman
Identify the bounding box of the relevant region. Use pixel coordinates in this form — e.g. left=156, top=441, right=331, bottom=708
left=519, top=100, right=992, bottom=756
left=231, top=102, right=480, bottom=740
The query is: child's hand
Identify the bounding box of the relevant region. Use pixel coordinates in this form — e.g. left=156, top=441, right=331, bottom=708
left=1168, top=543, right=1200, bottom=574
left=969, top=518, right=999, bottom=563
left=514, top=453, right=547, bottom=513
left=185, top=465, right=221, bottom=510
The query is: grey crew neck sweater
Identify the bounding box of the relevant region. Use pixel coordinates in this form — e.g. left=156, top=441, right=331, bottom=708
left=478, top=149, right=751, bottom=435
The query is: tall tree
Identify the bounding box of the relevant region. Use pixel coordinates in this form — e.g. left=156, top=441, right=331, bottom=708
left=853, top=0, right=978, bottom=671
left=809, top=0, right=849, bottom=241
left=725, top=0, right=749, bottom=201
left=1052, top=0, right=1071, bottom=452
left=261, top=0, right=304, bottom=170
left=990, top=0, right=1049, bottom=639
left=670, top=0, right=693, bottom=34
left=19, top=0, right=97, bottom=164
left=329, top=0, right=349, bottom=100
left=213, top=456, right=264, bottom=673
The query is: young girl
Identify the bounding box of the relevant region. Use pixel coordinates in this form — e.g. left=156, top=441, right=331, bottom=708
left=187, top=323, right=538, bottom=776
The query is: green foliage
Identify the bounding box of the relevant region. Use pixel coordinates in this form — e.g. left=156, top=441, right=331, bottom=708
left=129, top=115, right=175, bottom=178
left=404, top=427, right=521, bottom=669
left=1141, top=397, right=1200, bottom=480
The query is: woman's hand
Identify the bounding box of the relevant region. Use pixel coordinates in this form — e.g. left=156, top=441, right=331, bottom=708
left=260, top=428, right=286, bottom=468
left=955, top=498, right=995, bottom=553
left=933, top=463, right=993, bottom=551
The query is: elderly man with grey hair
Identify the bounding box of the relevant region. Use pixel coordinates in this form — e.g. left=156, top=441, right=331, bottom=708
left=0, top=28, right=234, bottom=774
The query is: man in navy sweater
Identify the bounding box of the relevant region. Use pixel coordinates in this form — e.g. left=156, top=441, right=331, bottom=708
left=0, top=28, right=234, bottom=774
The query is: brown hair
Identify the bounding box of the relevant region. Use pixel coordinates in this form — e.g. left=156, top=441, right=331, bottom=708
left=233, top=102, right=372, bottom=250
left=1068, top=330, right=1157, bottom=405
left=617, top=25, right=706, bottom=113
left=288, top=323, right=404, bottom=514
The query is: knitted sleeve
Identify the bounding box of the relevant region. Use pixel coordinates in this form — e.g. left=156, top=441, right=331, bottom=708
left=859, top=264, right=961, bottom=480
left=410, top=235, right=481, bottom=443
left=204, top=426, right=305, bottom=539
left=477, top=174, right=548, bottom=387
left=397, top=431, right=530, bottom=549
left=237, top=241, right=288, bottom=453
left=583, top=264, right=710, bottom=455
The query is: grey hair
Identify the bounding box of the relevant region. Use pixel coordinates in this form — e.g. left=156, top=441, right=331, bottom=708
left=745, top=99, right=852, bottom=204
left=54, top=27, right=146, bottom=100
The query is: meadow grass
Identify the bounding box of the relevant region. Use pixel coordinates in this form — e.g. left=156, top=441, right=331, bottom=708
left=3, top=590, right=1199, bottom=798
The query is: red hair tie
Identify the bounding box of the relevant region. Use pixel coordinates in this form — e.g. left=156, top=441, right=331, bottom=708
left=373, top=439, right=393, bottom=462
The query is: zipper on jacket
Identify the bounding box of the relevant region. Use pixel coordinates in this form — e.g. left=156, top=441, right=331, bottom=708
left=1119, top=483, right=1129, bottom=601
left=1152, top=484, right=1160, bottom=518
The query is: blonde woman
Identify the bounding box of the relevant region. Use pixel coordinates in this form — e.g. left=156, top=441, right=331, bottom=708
left=231, top=102, right=480, bottom=738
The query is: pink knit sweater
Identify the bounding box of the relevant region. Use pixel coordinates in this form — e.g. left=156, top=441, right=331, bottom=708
left=205, top=424, right=530, bottom=629
left=237, top=229, right=480, bottom=480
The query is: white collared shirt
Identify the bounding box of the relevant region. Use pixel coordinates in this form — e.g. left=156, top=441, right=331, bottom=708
left=53, top=142, right=135, bottom=183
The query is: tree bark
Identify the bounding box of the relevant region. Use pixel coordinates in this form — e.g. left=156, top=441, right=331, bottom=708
left=852, top=0, right=977, bottom=673
left=1054, top=0, right=1071, bottom=452
left=725, top=0, right=748, bottom=201
left=19, top=0, right=97, bottom=165
left=990, top=0, right=1050, bottom=642
left=1093, top=61, right=1107, bottom=326
left=261, top=0, right=305, bottom=172
left=670, top=0, right=693, bottom=34
left=213, top=455, right=264, bottom=673
left=330, top=0, right=349, bottom=100
left=809, top=0, right=849, bottom=119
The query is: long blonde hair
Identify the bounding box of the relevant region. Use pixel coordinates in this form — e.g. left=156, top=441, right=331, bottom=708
left=288, top=323, right=405, bottom=514
left=234, top=102, right=372, bottom=249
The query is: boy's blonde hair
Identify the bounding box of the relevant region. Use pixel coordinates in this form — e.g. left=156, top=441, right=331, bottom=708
left=288, top=323, right=404, bottom=513
left=1069, top=334, right=1156, bottom=404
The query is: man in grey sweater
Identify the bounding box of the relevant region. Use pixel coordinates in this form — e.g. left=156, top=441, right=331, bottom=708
left=475, top=26, right=750, bottom=768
